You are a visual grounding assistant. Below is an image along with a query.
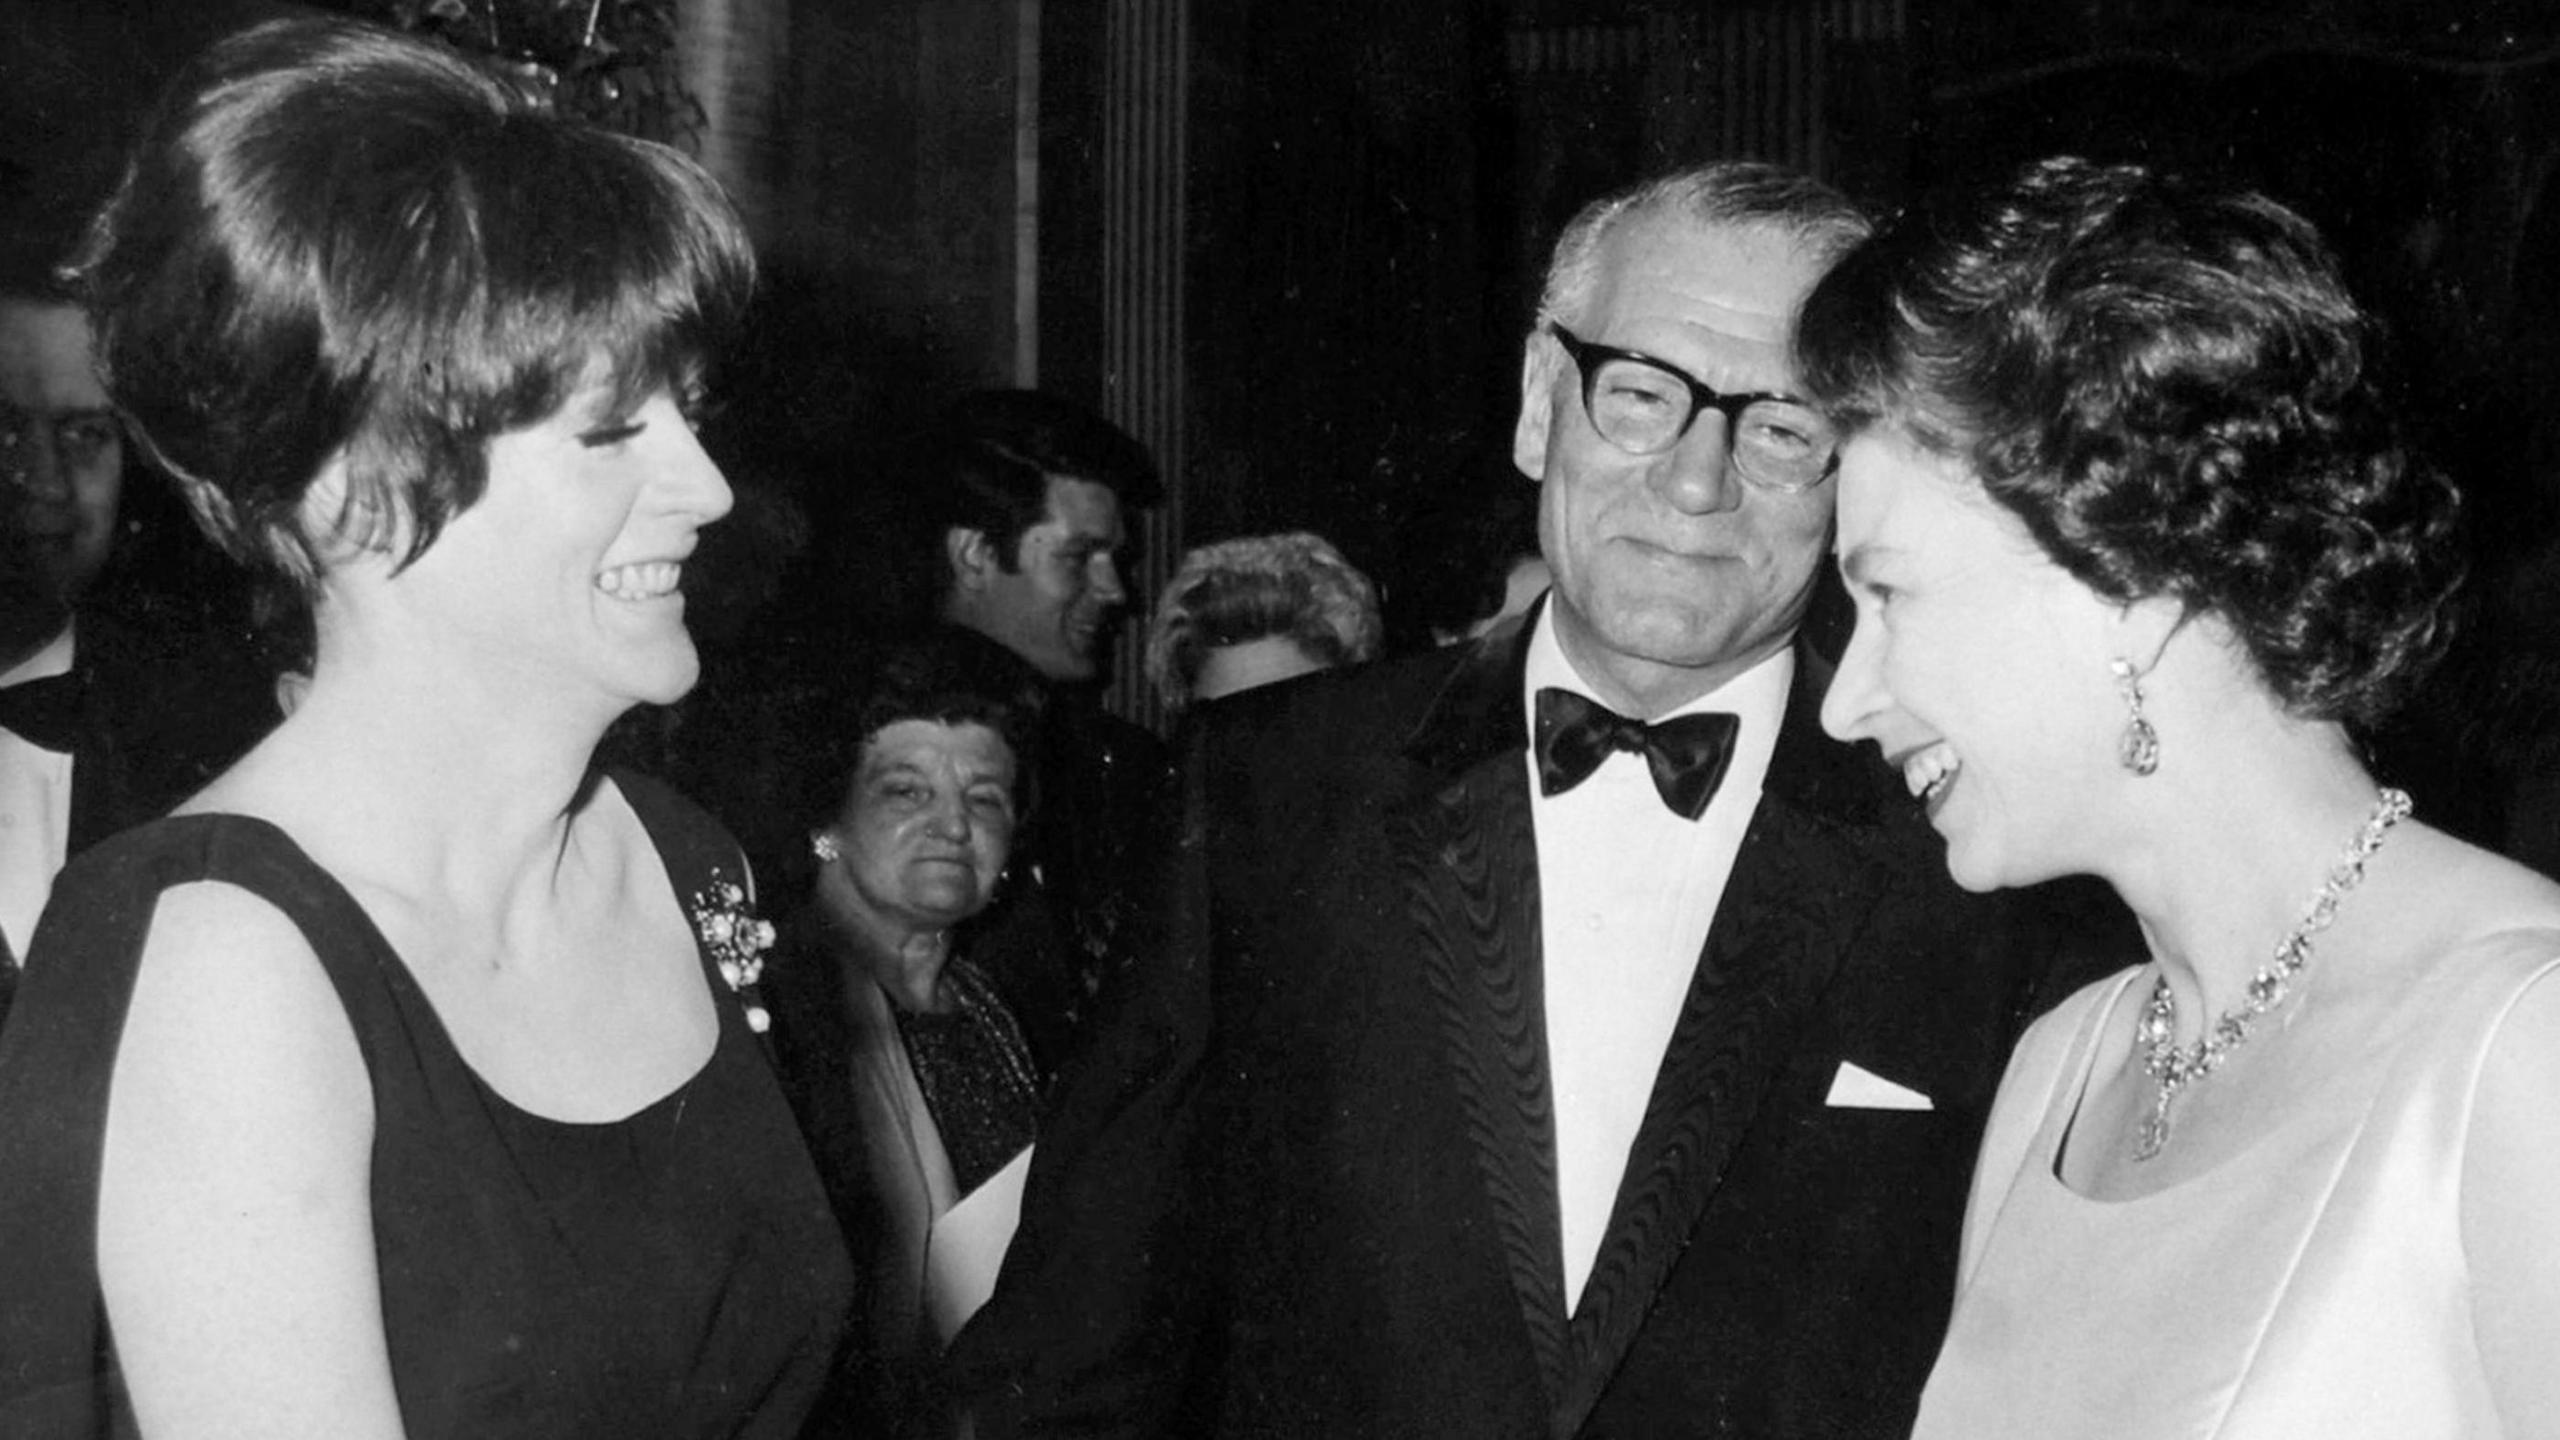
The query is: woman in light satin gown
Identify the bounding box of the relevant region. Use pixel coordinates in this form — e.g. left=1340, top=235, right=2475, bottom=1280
left=1795, top=155, right=2560, bottom=1438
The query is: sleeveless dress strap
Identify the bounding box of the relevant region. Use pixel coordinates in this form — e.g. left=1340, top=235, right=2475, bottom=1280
left=0, top=813, right=382, bottom=1440
left=610, top=768, right=755, bottom=905
left=1955, top=969, right=2138, bottom=1286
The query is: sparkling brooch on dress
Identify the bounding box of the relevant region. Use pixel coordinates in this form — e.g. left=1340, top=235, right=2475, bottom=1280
left=689, top=876, right=777, bottom=1033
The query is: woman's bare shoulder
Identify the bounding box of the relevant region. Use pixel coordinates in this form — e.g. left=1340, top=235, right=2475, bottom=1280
left=101, top=882, right=399, bottom=1439
left=2390, top=826, right=2560, bottom=961
left=118, top=880, right=367, bottom=1100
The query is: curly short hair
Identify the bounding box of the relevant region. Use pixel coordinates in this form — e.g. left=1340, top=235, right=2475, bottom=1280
left=1145, top=531, right=1382, bottom=710
left=1795, top=156, right=2464, bottom=725
left=791, top=628, right=1049, bottom=838
left=73, top=16, right=755, bottom=596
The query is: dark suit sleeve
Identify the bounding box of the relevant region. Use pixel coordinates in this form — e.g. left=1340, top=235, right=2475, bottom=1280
left=71, top=614, right=278, bottom=852
left=943, top=725, right=1220, bottom=1439
left=2008, top=873, right=2145, bottom=1022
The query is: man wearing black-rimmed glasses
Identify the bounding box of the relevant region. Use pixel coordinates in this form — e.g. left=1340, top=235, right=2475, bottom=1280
left=0, top=256, right=273, bottom=1024
left=955, top=161, right=2126, bottom=1440
left=0, top=273, right=133, bottom=997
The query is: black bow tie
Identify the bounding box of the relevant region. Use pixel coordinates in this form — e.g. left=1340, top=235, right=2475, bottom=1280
left=1534, top=686, right=1738, bottom=820
left=0, top=672, right=81, bottom=754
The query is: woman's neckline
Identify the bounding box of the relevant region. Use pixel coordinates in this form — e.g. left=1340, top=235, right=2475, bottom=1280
left=2043, top=969, right=2272, bottom=1206
left=170, top=774, right=729, bottom=1130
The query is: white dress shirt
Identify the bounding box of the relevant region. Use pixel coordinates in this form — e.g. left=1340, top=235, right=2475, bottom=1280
left=0, top=623, right=76, bottom=966
left=1523, top=609, right=1791, bottom=1312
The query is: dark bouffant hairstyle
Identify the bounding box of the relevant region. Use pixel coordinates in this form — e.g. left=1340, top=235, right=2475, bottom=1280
left=926, top=389, right=1161, bottom=596
left=73, top=16, right=756, bottom=595
left=1796, top=156, right=2464, bottom=726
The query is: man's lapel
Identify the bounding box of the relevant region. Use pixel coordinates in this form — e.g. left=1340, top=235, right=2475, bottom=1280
left=1387, top=610, right=1573, bottom=1408
left=1552, top=649, right=1899, bottom=1435
left=64, top=637, right=131, bottom=857
left=0, top=925, right=18, bottom=1028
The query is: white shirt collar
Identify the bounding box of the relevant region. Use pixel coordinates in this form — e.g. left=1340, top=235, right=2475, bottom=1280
left=1520, top=602, right=1794, bottom=1308
left=1521, top=603, right=1793, bottom=758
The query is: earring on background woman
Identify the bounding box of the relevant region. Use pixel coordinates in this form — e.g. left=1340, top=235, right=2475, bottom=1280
left=2109, top=657, right=2160, bottom=776
left=811, top=832, right=841, bottom=864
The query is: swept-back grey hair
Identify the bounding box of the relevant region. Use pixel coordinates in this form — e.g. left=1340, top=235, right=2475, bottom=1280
left=1534, top=160, right=1870, bottom=333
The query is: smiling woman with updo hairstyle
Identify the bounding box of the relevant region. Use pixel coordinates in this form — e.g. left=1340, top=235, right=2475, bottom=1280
left=1797, top=155, right=2560, bottom=1437
left=761, top=631, right=1052, bottom=1439
left=0, top=17, right=851, bottom=1439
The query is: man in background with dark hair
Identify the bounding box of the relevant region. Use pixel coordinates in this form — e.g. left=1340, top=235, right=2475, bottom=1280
left=934, top=389, right=1160, bottom=688
left=923, top=388, right=1171, bottom=1073
left=0, top=249, right=274, bottom=1023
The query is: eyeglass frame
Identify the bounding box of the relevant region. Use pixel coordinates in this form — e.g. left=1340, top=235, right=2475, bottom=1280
left=1544, top=322, right=1839, bottom=493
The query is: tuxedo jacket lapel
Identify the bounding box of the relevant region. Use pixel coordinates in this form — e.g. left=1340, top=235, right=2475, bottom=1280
left=1553, top=654, right=1896, bottom=1437
left=1392, top=753, right=1566, bottom=1407
left=1389, top=611, right=1572, bottom=1408
left=66, top=659, right=130, bottom=858
left=1389, top=623, right=1903, bottom=1439
left=56, top=616, right=277, bottom=858
left=1554, top=799, right=1886, bottom=1432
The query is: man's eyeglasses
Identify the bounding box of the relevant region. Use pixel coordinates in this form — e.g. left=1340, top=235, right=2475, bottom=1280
left=0, top=404, right=121, bottom=488
left=1546, top=324, right=1838, bottom=493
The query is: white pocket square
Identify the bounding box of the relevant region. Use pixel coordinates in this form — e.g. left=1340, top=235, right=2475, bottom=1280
left=1825, top=1060, right=1933, bottom=1111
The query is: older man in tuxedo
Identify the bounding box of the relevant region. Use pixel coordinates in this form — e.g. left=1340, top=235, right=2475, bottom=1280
left=951, top=161, right=2124, bottom=1439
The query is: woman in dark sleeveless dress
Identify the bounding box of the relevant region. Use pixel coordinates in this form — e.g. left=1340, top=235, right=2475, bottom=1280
left=0, top=17, right=851, bottom=1438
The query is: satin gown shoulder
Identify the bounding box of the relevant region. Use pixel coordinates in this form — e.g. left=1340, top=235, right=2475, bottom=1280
left=1917, top=938, right=2560, bottom=1440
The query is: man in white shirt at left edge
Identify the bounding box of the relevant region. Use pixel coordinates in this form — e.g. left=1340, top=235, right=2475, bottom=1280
left=0, top=260, right=274, bottom=1022
left=1, top=277, right=126, bottom=976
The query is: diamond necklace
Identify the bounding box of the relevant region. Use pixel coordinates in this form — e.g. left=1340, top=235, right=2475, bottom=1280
left=2131, top=786, right=2412, bottom=1162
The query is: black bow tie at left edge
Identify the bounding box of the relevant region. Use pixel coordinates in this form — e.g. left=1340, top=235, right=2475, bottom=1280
left=0, top=672, right=82, bottom=754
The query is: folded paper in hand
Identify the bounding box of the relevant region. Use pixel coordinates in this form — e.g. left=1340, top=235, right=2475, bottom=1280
left=927, top=1142, right=1033, bottom=1342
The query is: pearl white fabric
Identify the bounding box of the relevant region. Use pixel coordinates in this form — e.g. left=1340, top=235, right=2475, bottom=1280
left=1917, top=943, right=2560, bottom=1440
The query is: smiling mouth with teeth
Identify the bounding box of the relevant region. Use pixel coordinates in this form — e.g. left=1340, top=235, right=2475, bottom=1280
left=596, top=561, right=683, bottom=600
left=1900, top=748, right=1960, bottom=809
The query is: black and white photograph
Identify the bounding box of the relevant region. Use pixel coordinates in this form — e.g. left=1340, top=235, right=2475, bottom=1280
left=4, top=1, right=2558, bottom=1436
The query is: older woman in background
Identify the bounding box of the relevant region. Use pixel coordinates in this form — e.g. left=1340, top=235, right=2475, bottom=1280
left=1144, top=529, right=1382, bottom=714
left=1800, top=155, right=2560, bottom=1437
left=765, top=634, right=1050, bottom=1439
left=0, top=18, right=849, bottom=1439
